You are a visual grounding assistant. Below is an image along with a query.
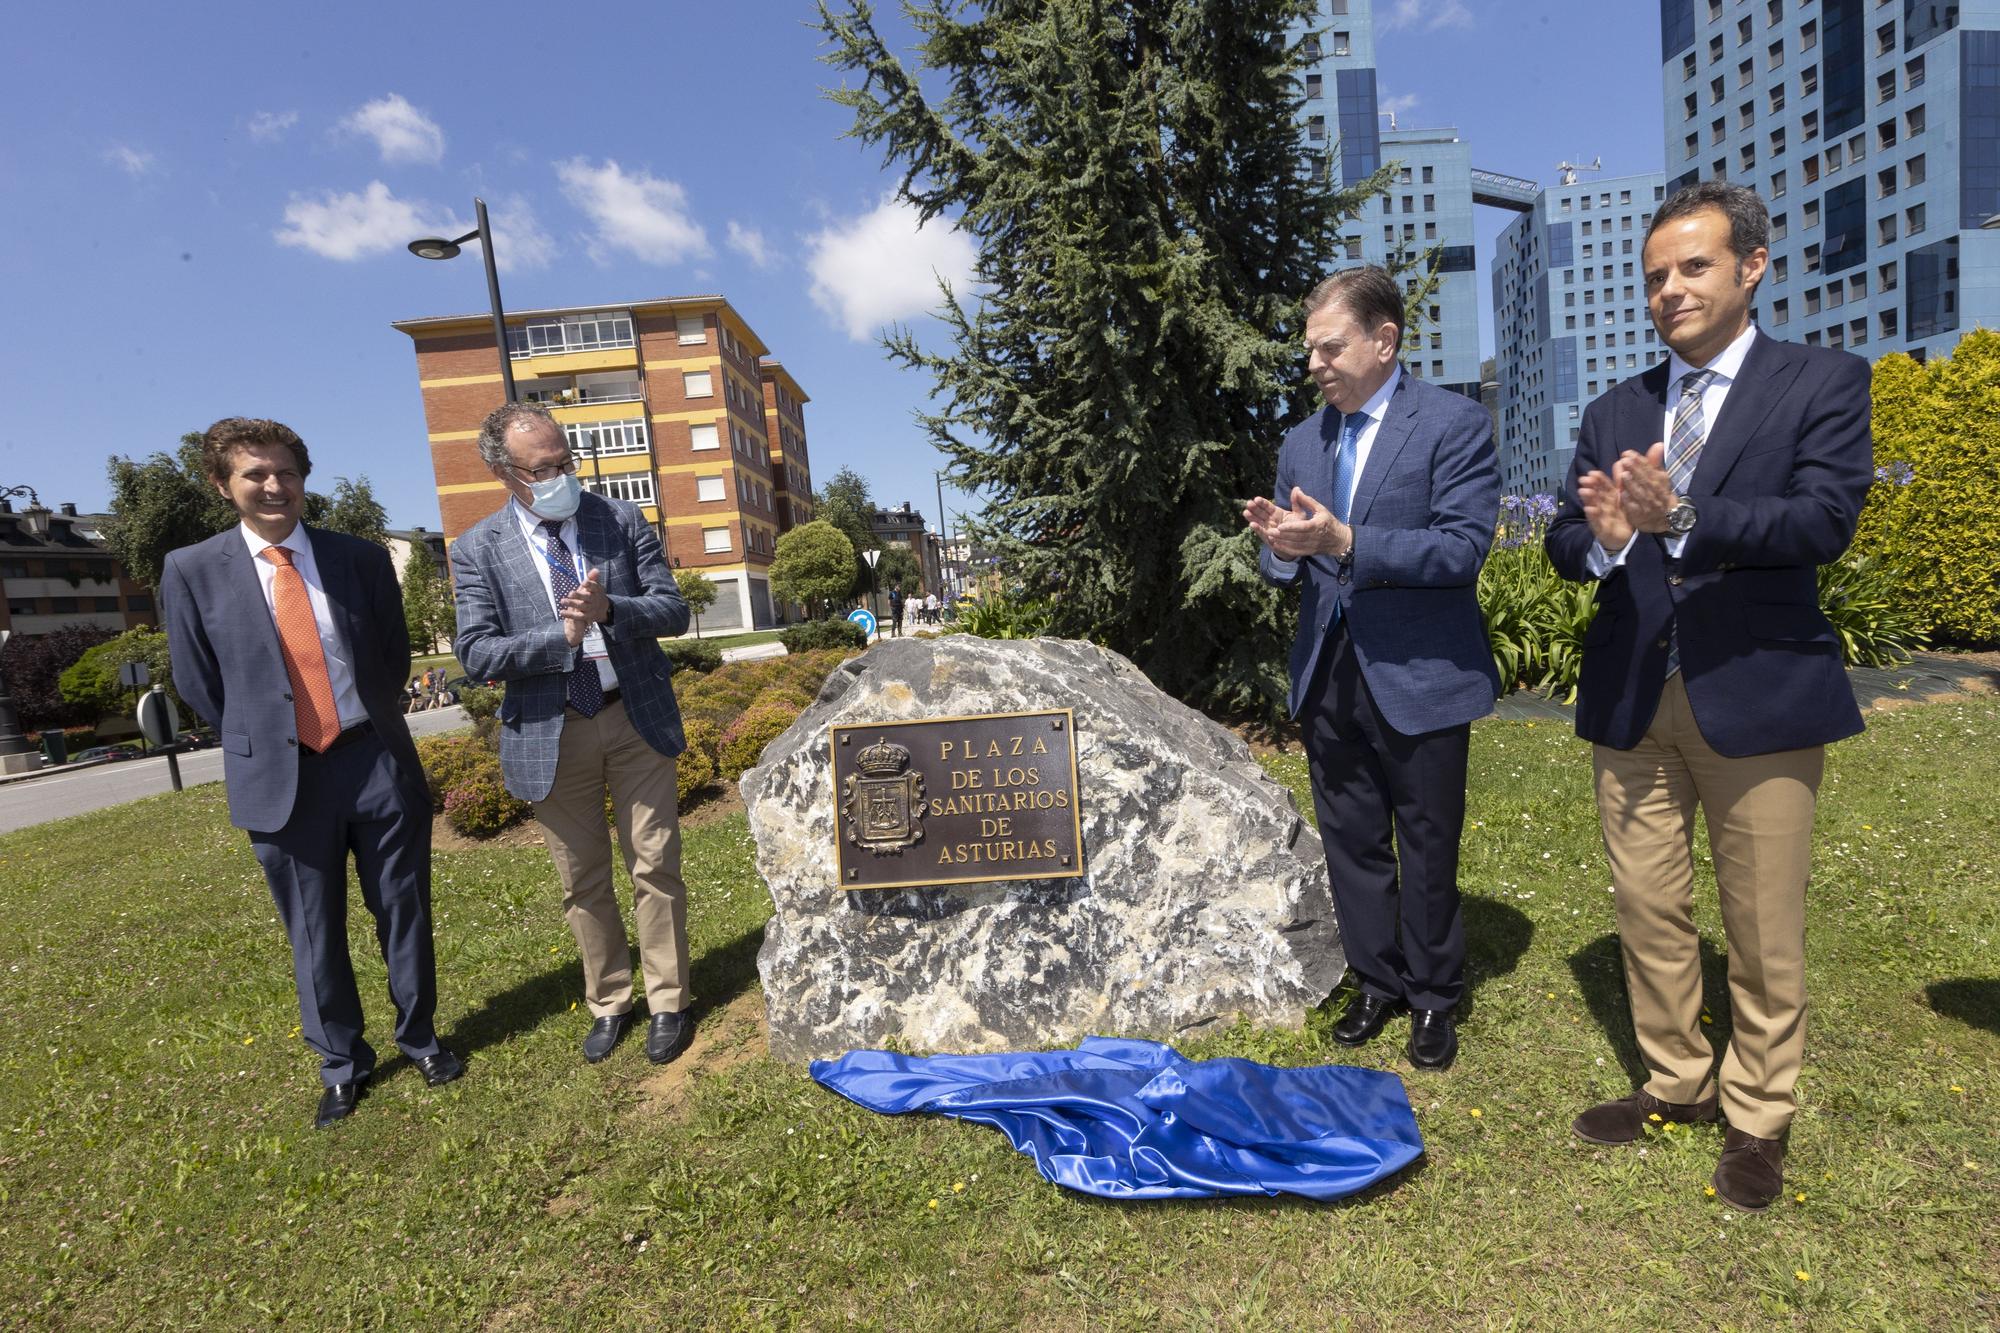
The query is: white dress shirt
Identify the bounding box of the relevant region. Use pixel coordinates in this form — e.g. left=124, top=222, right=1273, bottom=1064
left=1586, top=322, right=1759, bottom=576
left=509, top=500, right=620, bottom=690
left=1332, top=364, right=1403, bottom=518
left=239, top=522, right=368, bottom=729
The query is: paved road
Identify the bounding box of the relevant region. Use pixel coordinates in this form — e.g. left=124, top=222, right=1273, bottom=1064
left=0, top=707, right=472, bottom=836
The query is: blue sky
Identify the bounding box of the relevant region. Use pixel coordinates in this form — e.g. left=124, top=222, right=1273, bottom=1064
left=1, top=1, right=1663, bottom=534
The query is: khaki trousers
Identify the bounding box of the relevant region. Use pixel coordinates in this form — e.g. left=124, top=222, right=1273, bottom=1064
left=533, top=697, right=690, bottom=1019
left=1592, top=675, right=1822, bottom=1139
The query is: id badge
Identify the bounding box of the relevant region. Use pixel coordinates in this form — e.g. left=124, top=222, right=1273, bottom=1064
left=580, top=625, right=609, bottom=661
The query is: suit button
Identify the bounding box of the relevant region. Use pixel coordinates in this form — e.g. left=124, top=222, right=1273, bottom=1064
left=286, top=738, right=298, bottom=747
left=1655, top=638, right=1669, bottom=649
left=1668, top=576, right=1683, bottom=586
left=283, top=692, right=293, bottom=702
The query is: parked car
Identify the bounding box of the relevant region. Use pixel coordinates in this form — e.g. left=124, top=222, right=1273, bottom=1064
left=74, top=744, right=143, bottom=763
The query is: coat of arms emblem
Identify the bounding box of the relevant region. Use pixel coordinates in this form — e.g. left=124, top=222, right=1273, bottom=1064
left=842, top=737, right=926, bottom=854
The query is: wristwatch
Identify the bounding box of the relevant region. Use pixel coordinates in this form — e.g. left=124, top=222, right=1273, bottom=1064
left=1665, top=499, right=1698, bottom=536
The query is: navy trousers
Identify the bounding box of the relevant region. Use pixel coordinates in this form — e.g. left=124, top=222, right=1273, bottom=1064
left=248, top=731, right=441, bottom=1086
left=1300, top=622, right=1470, bottom=1013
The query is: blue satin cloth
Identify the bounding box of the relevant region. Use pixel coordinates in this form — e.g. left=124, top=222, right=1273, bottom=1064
left=811, top=1036, right=1423, bottom=1201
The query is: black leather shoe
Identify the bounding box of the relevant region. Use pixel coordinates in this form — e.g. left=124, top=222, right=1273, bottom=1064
left=1712, top=1125, right=1789, bottom=1212
left=1406, top=1009, right=1458, bottom=1071
left=646, top=1010, right=695, bottom=1065
left=1332, top=993, right=1407, bottom=1047
left=416, top=1049, right=465, bottom=1087
left=1572, top=1088, right=1720, bottom=1145
left=582, top=1012, right=631, bottom=1064
left=315, top=1078, right=367, bottom=1129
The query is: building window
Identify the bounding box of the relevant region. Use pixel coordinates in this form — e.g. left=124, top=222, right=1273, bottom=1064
left=1905, top=201, right=1926, bottom=235
left=581, top=473, right=655, bottom=506
left=1423, top=165, right=1434, bottom=183
left=1906, top=54, right=1925, bottom=89
left=1305, top=73, right=1322, bottom=98
left=1773, top=297, right=1790, bottom=325
left=676, top=314, right=706, bottom=345
left=697, top=476, right=726, bottom=503
left=1878, top=166, right=1897, bottom=198
left=565, top=419, right=650, bottom=459
left=683, top=370, right=712, bottom=397
left=689, top=423, right=720, bottom=451
left=1770, top=84, right=1786, bottom=114
left=128, top=593, right=153, bottom=613
left=1308, top=115, right=1326, bottom=141
left=1770, top=126, right=1787, bottom=156
left=507, top=311, right=634, bottom=359
left=1800, top=18, right=1816, bottom=50
left=703, top=527, right=732, bottom=554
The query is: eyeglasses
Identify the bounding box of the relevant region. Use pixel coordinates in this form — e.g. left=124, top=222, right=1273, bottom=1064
left=504, top=455, right=579, bottom=484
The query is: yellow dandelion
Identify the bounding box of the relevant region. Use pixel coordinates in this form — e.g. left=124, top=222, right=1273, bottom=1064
left=1546, top=992, right=1557, bottom=1000
left=1950, top=1084, right=1964, bottom=1094
left=1794, top=1270, right=1810, bottom=1283
left=1700, top=1012, right=1713, bottom=1025
left=952, top=1182, right=965, bottom=1194
left=1794, top=1192, right=1806, bottom=1203
left=926, top=1199, right=939, bottom=1210
left=570, top=1001, right=578, bottom=1011
left=242, top=1036, right=255, bottom=1046
left=1703, top=1185, right=1716, bottom=1197
left=1468, top=1107, right=1483, bottom=1118
left=549, top=945, right=559, bottom=955
left=1966, top=1161, right=1982, bottom=1172
left=1647, top=1112, right=1663, bottom=1122
left=1861, top=824, right=1873, bottom=830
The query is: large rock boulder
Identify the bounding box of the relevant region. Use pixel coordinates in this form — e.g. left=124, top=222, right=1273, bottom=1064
left=741, top=636, right=1343, bottom=1061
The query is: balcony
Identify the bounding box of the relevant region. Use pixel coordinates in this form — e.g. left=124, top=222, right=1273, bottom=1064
left=521, top=371, right=645, bottom=409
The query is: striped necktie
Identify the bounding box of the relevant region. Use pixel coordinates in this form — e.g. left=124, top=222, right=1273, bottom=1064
left=259, top=546, right=343, bottom=752
left=1330, top=411, right=1362, bottom=525
left=541, top=521, right=604, bottom=717
left=1667, top=369, right=1716, bottom=494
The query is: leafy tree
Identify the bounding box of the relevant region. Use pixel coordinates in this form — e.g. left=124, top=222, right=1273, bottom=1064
left=400, top=543, right=454, bottom=654
left=1855, top=333, right=2000, bottom=645
left=876, top=544, right=922, bottom=596
left=769, top=520, right=858, bottom=618
left=813, top=465, right=882, bottom=593
left=100, top=435, right=238, bottom=591
left=58, top=626, right=183, bottom=725
left=677, top=569, right=720, bottom=637
left=0, top=625, right=115, bottom=732
left=321, top=476, right=391, bottom=548
left=819, top=0, right=1387, bottom=716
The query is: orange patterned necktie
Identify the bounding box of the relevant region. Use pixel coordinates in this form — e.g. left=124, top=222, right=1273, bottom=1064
left=259, top=545, right=343, bottom=752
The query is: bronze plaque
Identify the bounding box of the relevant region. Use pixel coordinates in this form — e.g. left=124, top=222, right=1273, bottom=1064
left=830, top=709, right=1084, bottom=890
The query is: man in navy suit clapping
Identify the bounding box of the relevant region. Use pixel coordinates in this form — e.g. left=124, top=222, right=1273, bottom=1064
left=1247, top=267, right=1501, bottom=1072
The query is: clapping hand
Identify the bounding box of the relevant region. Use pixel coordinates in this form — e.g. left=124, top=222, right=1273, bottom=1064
left=560, top=567, right=609, bottom=645
left=1243, top=487, right=1351, bottom=560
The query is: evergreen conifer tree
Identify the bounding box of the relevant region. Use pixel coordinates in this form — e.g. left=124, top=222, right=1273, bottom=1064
left=819, top=0, right=1394, bottom=715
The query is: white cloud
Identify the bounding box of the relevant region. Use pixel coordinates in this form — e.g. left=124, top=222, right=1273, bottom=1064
left=472, top=196, right=558, bottom=273
left=274, top=181, right=452, bottom=261
left=105, top=145, right=159, bottom=177
left=1378, top=91, right=1421, bottom=121
left=247, top=110, right=298, bottom=143
left=339, top=93, right=445, bottom=166
left=805, top=197, right=977, bottom=342
left=1381, top=0, right=1473, bottom=33
left=556, top=157, right=711, bottom=265
left=726, top=220, right=772, bottom=269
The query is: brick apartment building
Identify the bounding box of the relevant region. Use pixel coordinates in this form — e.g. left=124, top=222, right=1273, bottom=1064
left=0, top=499, right=156, bottom=639
left=392, top=297, right=813, bottom=633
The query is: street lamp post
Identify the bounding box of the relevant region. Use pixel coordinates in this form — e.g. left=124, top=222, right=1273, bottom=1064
left=933, top=470, right=954, bottom=594
left=409, top=197, right=517, bottom=403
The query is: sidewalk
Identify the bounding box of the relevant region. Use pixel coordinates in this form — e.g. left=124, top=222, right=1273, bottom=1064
left=1491, top=651, right=2000, bottom=723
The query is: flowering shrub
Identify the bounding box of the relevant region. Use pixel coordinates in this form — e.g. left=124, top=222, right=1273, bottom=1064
left=1816, top=555, right=1929, bottom=667
left=719, top=700, right=802, bottom=782
left=415, top=733, right=490, bottom=803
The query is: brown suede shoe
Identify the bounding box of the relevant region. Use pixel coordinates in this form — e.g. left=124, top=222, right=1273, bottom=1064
left=1712, top=1126, right=1789, bottom=1212
left=1572, top=1088, right=1721, bottom=1145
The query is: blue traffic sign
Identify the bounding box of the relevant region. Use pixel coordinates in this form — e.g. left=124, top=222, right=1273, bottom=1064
left=847, top=608, right=878, bottom=638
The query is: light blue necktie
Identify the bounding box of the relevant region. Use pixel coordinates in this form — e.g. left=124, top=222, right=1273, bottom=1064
left=1330, top=411, right=1361, bottom=525
left=1324, top=412, right=1361, bottom=634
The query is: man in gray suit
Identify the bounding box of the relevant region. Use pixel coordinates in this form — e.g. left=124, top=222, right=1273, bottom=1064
left=1245, top=267, right=1500, bottom=1071
left=161, top=417, right=462, bottom=1129
left=450, top=403, right=696, bottom=1065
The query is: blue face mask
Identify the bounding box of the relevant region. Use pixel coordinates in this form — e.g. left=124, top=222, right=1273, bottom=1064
left=527, top=472, right=581, bottom=521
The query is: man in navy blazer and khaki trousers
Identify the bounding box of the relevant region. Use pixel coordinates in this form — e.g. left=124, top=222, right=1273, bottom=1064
left=450, top=402, right=695, bottom=1067
left=1247, top=266, right=1501, bottom=1072
left=1548, top=182, right=1872, bottom=1211
left=161, top=417, right=461, bottom=1130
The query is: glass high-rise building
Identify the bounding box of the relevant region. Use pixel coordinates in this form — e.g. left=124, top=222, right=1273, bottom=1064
left=1295, top=1, right=1484, bottom=398
left=1491, top=174, right=1669, bottom=497
left=1661, top=0, right=2000, bottom=360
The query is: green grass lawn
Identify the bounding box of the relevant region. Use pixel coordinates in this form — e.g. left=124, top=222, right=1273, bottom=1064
left=2, top=701, right=1995, bottom=1328
left=673, top=628, right=786, bottom=651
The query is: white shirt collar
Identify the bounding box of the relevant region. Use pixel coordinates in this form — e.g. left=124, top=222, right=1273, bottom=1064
left=1667, top=322, right=1758, bottom=390
left=1345, top=364, right=1403, bottom=425
left=238, top=521, right=308, bottom=558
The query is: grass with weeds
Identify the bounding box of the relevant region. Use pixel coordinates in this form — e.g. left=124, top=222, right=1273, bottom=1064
left=1, top=702, right=1994, bottom=1328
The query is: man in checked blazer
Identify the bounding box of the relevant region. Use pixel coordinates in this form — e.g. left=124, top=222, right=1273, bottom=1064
left=1548, top=182, right=1872, bottom=1212
left=451, top=402, right=695, bottom=1066
left=1245, top=266, right=1501, bottom=1072
left=161, top=417, right=461, bottom=1130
